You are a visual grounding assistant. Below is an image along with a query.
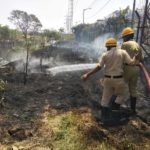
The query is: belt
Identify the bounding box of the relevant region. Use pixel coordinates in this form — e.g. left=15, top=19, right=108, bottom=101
left=125, top=63, right=139, bottom=66
left=105, top=75, right=123, bottom=78
left=125, top=63, right=131, bottom=66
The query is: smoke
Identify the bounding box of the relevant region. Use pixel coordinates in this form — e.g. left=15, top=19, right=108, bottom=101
left=91, top=33, right=115, bottom=56
left=9, top=50, right=26, bottom=62
left=2, top=32, right=121, bottom=74
left=5, top=50, right=50, bottom=73
left=55, top=33, right=116, bottom=59
left=29, top=33, right=117, bottom=74
left=27, top=56, right=69, bottom=73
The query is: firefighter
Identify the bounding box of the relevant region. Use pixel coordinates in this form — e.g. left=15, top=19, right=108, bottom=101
left=121, top=27, right=143, bottom=114
left=81, top=38, right=137, bottom=124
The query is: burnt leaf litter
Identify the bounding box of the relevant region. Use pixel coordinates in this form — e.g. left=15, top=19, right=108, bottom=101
left=0, top=42, right=150, bottom=150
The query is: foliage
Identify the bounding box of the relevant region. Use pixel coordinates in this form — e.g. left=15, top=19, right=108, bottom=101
left=0, top=79, right=6, bottom=92
left=0, top=25, right=10, bottom=40
left=63, top=33, right=74, bottom=40
left=106, top=6, right=131, bottom=33
left=8, top=10, right=42, bottom=38
left=9, top=29, right=22, bottom=41
left=0, top=25, right=22, bottom=43
left=59, top=27, right=65, bottom=33
left=0, top=79, right=6, bottom=107
left=73, top=6, right=132, bottom=42
left=118, top=140, right=135, bottom=150
left=42, top=29, right=61, bottom=41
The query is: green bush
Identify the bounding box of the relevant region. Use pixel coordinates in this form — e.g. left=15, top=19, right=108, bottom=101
left=0, top=79, right=6, bottom=92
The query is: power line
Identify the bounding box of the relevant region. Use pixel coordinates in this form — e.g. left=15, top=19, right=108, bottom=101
left=86, top=0, right=112, bottom=19
left=87, top=0, right=98, bottom=8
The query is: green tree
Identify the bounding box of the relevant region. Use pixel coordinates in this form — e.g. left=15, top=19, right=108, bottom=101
left=59, top=28, right=64, bottom=33
left=0, top=25, right=10, bottom=40
left=73, top=7, right=132, bottom=41
left=43, top=29, right=60, bottom=41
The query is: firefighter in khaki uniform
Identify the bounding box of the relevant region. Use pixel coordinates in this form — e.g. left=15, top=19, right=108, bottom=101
left=121, top=27, right=143, bottom=114
left=81, top=38, right=137, bottom=123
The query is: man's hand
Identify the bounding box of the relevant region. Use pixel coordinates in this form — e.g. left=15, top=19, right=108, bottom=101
left=81, top=73, right=89, bottom=81
left=134, top=52, right=140, bottom=60
left=81, top=64, right=101, bottom=81
left=133, top=52, right=140, bottom=65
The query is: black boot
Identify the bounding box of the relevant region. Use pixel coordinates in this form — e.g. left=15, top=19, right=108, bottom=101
left=101, top=107, right=111, bottom=123
left=111, top=102, right=120, bottom=110
left=101, top=107, right=129, bottom=126
left=110, top=95, right=120, bottom=110
left=130, top=97, right=137, bottom=114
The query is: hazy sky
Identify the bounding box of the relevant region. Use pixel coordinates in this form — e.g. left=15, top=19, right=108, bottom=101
left=0, top=0, right=143, bottom=30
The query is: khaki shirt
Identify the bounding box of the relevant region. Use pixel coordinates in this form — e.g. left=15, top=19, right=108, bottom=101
left=121, top=40, right=143, bottom=61
left=99, top=47, right=133, bottom=76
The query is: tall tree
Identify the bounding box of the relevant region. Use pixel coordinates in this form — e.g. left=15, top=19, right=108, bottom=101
left=8, top=10, right=42, bottom=84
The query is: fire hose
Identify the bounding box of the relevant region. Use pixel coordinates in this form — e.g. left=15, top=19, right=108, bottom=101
left=139, top=62, right=150, bottom=91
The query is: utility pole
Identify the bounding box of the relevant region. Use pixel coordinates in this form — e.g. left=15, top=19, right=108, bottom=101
left=83, top=9, right=85, bottom=24
left=83, top=8, right=91, bottom=24
left=140, top=0, right=148, bottom=44
left=132, top=0, right=136, bottom=27
left=135, top=10, right=140, bottom=42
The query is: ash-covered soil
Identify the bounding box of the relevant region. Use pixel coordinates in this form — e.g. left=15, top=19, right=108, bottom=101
left=0, top=42, right=150, bottom=150
left=0, top=70, right=149, bottom=150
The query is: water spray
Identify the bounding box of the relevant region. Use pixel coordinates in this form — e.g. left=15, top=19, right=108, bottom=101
left=47, top=63, right=98, bottom=76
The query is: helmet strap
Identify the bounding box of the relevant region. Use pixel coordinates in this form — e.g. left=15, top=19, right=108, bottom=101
left=106, top=46, right=116, bottom=51
left=123, top=34, right=134, bottom=42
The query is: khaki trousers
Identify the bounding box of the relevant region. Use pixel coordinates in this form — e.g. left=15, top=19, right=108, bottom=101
left=123, top=65, right=139, bottom=97
left=101, top=78, right=129, bottom=107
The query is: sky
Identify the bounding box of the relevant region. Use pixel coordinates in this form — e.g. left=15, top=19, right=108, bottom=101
left=0, top=0, right=144, bottom=31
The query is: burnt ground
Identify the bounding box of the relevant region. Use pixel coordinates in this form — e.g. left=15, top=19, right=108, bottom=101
left=0, top=43, right=150, bottom=150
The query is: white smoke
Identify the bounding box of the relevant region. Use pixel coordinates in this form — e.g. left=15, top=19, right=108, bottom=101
left=3, top=33, right=122, bottom=74
left=91, top=33, right=115, bottom=56
left=55, top=33, right=116, bottom=59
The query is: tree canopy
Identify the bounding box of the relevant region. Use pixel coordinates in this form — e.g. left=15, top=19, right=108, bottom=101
left=73, top=6, right=132, bottom=42
left=8, top=10, right=42, bottom=38
left=42, top=29, right=61, bottom=41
